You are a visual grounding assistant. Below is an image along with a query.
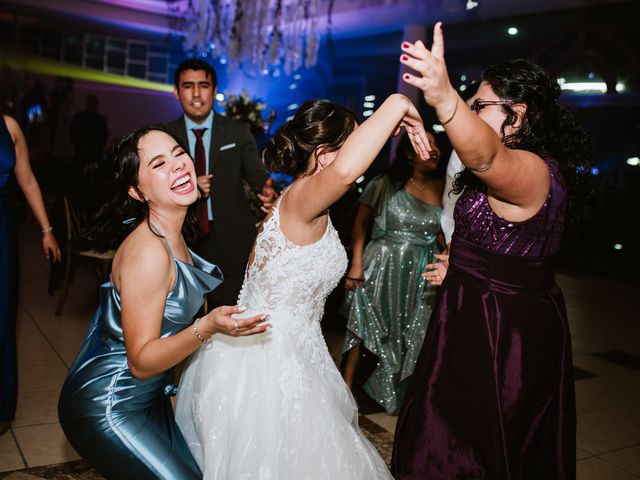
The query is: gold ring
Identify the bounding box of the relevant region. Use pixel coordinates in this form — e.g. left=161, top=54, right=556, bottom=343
left=234, top=319, right=239, bottom=333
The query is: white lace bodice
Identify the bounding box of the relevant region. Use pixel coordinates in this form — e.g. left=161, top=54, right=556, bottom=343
left=238, top=198, right=348, bottom=328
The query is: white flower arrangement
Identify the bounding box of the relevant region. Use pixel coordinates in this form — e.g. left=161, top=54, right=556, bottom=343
left=220, top=90, right=275, bottom=137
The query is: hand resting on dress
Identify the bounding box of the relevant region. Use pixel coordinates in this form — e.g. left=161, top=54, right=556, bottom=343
left=422, top=253, right=449, bottom=286
left=198, top=305, right=271, bottom=337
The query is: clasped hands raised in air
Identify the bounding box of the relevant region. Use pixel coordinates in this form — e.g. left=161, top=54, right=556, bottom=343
left=400, top=21, right=454, bottom=288
left=393, top=96, right=433, bottom=162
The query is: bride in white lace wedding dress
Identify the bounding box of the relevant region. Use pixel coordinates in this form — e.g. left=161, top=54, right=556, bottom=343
left=175, top=95, right=431, bottom=479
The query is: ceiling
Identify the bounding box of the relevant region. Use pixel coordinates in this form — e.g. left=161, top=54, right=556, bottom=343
left=1, top=0, right=635, bottom=40
left=2, top=0, right=638, bottom=104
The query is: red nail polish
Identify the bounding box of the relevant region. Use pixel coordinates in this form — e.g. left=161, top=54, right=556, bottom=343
left=403, top=74, right=410, bottom=80
left=401, top=55, right=408, bottom=61
left=402, top=42, right=409, bottom=48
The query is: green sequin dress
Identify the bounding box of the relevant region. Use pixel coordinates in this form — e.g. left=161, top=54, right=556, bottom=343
left=342, top=175, right=442, bottom=415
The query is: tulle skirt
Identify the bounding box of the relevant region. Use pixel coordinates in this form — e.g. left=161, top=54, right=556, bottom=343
left=176, top=310, right=392, bottom=479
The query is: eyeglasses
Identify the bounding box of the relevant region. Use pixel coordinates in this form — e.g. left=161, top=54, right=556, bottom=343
left=470, top=99, right=512, bottom=114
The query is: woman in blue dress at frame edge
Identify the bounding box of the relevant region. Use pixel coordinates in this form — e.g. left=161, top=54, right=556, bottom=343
left=341, top=131, right=445, bottom=415
left=1, top=114, right=61, bottom=436
left=58, top=125, right=270, bottom=480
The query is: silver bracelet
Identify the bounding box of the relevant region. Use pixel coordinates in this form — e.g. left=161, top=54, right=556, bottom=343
left=193, top=317, right=214, bottom=344
left=41, top=226, right=53, bottom=233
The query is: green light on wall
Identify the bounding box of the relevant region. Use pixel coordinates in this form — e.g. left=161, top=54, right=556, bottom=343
left=1, top=52, right=173, bottom=93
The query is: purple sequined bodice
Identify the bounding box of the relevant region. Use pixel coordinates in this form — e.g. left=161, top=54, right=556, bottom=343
left=453, top=160, right=566, bottom=257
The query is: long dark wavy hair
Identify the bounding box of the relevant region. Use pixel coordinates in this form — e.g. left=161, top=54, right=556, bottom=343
left=262, top=99, right=357, bottom=177
left=83, top=125, right=200, bottom=252
left=452, top=59, right=594, bottom=240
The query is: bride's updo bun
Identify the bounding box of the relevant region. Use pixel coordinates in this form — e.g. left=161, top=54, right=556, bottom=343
left=263, top=99, right=357, bottom=177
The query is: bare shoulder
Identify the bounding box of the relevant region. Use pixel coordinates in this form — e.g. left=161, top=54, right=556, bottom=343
left=2, top=115, right=21, bottom=140
left=278, top=180, right=328, bottom=244
left=513, top=149, right=551, bottom=187
left=112, top=225, right=173, bottom=293
left=2, top=114, right=17, bottom=128
left=277, top=179, right=305, bottom=222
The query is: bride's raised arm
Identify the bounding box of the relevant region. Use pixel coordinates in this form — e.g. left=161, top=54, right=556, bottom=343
left=285, top=93, right=430, bottom=224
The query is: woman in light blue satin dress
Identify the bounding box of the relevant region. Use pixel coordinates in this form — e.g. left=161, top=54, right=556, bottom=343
left=58, top=125, right=269, bottom=479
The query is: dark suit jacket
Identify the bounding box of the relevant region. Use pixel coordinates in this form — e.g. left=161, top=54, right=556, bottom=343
left=165, top=113, right=269, bottom=263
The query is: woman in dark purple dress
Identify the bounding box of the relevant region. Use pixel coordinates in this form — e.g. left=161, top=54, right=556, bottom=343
left=391, top=23, right=592, bottom=479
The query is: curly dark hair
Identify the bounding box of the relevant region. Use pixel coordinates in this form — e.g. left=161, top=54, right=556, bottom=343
left=82, top=125, right=200, bottom=252
left=262, top=99, right=357, bottom=177
left=452, top=59, right=594, bottom=240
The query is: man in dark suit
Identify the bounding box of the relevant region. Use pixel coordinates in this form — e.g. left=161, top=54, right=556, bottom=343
left=165, top=59, right=276, bottom=307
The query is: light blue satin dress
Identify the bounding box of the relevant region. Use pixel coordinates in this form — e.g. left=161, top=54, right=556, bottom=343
left=58, top=240, right=222, bottom=480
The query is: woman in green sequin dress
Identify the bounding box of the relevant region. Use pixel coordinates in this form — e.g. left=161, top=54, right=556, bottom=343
left=341, top=132, right=444, bottom=415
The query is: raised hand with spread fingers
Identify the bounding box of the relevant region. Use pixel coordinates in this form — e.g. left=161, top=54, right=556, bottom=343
left=400, top=22, right=459, bottom=126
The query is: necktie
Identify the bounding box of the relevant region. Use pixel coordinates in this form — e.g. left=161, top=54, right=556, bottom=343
left=192, top=128, right=210, bottom=236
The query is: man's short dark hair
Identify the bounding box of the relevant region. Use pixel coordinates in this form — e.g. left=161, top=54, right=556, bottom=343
left=174, top=59, right=218, bottom=90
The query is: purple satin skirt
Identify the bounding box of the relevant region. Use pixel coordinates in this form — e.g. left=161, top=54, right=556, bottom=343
left=391, top=237, right=576, bottom=480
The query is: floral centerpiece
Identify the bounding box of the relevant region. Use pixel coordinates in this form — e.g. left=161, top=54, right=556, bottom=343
left=219, top=90, right=276, bottom=138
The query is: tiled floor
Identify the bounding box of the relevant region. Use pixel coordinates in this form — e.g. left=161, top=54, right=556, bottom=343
left=2, top=214, right=640, bottom=479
